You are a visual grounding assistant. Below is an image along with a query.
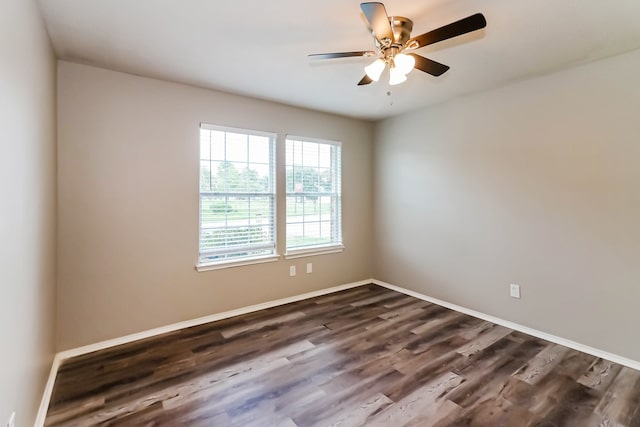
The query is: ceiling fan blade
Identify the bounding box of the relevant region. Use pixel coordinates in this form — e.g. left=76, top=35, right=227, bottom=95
left=361, top=2, right=394, bottom=46
left=408, top=53, right=450, bottom=76
left=357, top=75, right=373, bottom=86
left=407, top=13, right=486, bottom=49
left=308, top=51, right=376, bottom=60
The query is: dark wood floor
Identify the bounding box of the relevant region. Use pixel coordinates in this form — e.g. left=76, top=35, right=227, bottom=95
left=46, top=284, right=640, bottom=426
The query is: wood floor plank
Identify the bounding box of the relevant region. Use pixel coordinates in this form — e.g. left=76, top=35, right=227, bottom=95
left=367, top=371, right=464, bottom=427
left=161, top=357, right=293, bottom=411
left=231, top=388, right=326, bottom=427
left=310, top=392, right=393, bottom=427
left=378, top=304, right=426, bottom=321
left=595, top=367, right=640, bottom=426
left=220, top=311, right=307, bottom=338
left=456, top=319, right=495, bottom=340
left=349, top=292, right=403, bottom=307
left=579, top=358, right=624, bottom=391
left=512, top=343, right=571, bottom=385
left=45, top=284, right=640, bottom=427
left=294, top=369, right=403, bottom=426
left=455, top=324, right=512, bottom=357
left=43, top=395, right=105, bottom=426
left=409, top=307, right=464, bottom=335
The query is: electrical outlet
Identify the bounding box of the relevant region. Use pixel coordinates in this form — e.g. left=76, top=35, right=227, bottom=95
left=306, top=263, right=313, bottom=274
left=7, top=412, right=15, bottom=427
left=289, top=265, right=296, bottom=277
left=510, top=284, right=521, bottom=299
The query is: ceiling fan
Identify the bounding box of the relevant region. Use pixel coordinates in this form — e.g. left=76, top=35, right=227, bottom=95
left=309, top=2, right=487, bottom=86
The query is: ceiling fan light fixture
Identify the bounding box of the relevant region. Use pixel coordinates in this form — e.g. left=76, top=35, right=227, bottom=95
left=364, top=58, right=385, bottom=81
left=308, top=3, right=487, bottom=87
left=394, top=53, right=415, bottom=75
left=389, top=66, right=407, bottom=85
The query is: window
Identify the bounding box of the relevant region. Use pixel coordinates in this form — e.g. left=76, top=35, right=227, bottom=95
left=198, top=124, right=277, bottom=269
left=285, top=136, right=343, bottom=257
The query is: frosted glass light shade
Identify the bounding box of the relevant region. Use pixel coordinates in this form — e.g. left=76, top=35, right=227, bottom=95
left=364, top=59, right=385, bottom=81
left=394, top=53, right=415, bottom=75
left=389, top=66, right=407, bottom=85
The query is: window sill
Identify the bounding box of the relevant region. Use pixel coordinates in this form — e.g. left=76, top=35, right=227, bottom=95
left=196, top=254, right=280, bottom=272
left=284, top=245, right=344, bottom=260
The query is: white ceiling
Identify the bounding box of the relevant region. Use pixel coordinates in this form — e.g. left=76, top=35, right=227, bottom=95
left=36, top=0, right=640, bottom=121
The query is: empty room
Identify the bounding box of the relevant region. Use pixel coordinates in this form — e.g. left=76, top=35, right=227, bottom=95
left=3, top=0, right=640, bottom=425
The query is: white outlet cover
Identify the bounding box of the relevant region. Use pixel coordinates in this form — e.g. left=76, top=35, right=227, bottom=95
left=289, top=266, right=296, bottom=276
left=306, top=263, right=312, bottom=274
left=510, top=284, right=521, bottom=299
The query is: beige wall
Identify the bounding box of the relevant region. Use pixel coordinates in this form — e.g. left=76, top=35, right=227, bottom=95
left=0, top=0, right=57, bottom=424
left=374, top=48, right=640, bottom=360
left=57, top=62, right=374, bottom=350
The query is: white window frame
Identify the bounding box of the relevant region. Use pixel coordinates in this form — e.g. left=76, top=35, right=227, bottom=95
left=284, top=135, right=344, bottom=259
left=197, top=123, right=279, bottom=271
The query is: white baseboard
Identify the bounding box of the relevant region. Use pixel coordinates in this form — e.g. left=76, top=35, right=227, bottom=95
left=35, top=278, right=372, bottom=426
left=373, top=279, right=640, bottom=371
left=34, top=353, right=63, bottom=427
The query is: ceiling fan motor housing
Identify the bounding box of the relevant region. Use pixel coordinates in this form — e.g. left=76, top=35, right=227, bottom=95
left=389, top=16, right=413, bottom=45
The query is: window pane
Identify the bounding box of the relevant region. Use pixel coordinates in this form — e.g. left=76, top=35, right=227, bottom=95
left=285, top=137, right=341, bottom=252
left=249, top=136, right=270, bottom=164
left=225, top=133, right=248, bottom=162
left=317, top=167, right=331, bottom=192
left=199, top=125, right=276, bottom=265
left=291, top=140, right=303, bottom=165
left=302, top=141, right=319, bottom=167
left=211, top=131, right=225, bottom=160
left=200, top=160, right=212, bottom=192
left=285, top=166, right=295, bottom=192
left=250, top=163, right=270, bottom=179
left=318, top=144, right=331, bottom=168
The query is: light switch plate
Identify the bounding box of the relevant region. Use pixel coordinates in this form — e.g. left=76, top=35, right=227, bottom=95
left=510, top=284, right=521, bottom=299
